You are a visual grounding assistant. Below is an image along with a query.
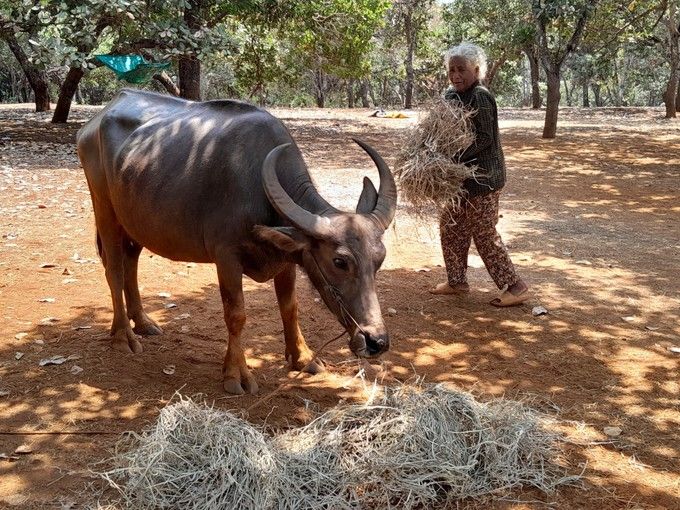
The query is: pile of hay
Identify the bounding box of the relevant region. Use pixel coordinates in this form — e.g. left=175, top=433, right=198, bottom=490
left=97, top=385, right=579, bottom=509
left=394, top=97, right=480, bottom=215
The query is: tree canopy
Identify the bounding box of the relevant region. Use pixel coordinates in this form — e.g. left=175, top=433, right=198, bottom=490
left=1, top=0, right=677, bottom=127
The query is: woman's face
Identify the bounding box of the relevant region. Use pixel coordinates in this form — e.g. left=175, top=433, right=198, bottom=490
left=448, top=56, right=478, bottom=92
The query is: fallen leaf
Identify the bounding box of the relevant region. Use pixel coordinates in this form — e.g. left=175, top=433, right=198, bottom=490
left=620, top=316, right=636, bottom=323
left=15, top=352, right=24, bottom=360
left=14, top=445, right=33, bottom=455
left=532, top=306, right=548, bottom=316
left=39, top=263, right=57, bottom=268
left=180, top=325, right=190, bottom=333
left=62, top=278, right=78, bottom=284
left=70, top=365, right=83, bottom=375
left=163, top=364, right=176, bottom=375
left=164, top=303, right=177, bottom=309
left=416, top=267, right=431, bottom=272
left=603, top=426, right=622, bottom=437
left=62, top=268, right=72, bottom=275
left=38, top=297, right=56, bottom=303
left=668, top=346, right=680, bottom=354
left=0, top=453, right=20, bottom=462
left=14, top=332, right=28, bottom=340
left=66, top=354, right=82, bottom=361
left=39, top=316, right=60, bottom=325
left=71, top=325, right=92, bottom=330
left=645, top=325, right=660, bottom=331
left=175, top=313, right=190, bottom=320
left=387, top=307, right=397, bottom=316
left=39, top=355, right=67, bottom=366
left=158, top=292, right=171, bottom=298
left=0, top=390, right=9, bottom=397
left=575, top=260, right=592, bottom=265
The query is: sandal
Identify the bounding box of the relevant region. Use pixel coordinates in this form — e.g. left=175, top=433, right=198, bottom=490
left=429, top=282, right=470, bottom=295
left=490, top=289, right=531, bottom=307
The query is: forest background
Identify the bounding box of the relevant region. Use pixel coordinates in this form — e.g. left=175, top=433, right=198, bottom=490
left=1, top=0, right=678, bottom=138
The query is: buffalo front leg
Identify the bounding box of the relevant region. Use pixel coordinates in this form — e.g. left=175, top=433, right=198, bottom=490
left=274, top=265, right=324, bottom=374
left=122, top=237, right=162, bottom=336
left=94, top=215, right=142, bottom=354
left=217, top=262, right=258, bottom=395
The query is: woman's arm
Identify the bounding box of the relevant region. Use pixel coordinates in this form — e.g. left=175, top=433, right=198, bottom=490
left=457, top=90, right=496, bottom=164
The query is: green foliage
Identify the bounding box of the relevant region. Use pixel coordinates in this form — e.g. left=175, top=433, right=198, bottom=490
left=284, top=0, right=391, bottom=79
left=0, top=0, right=675, bottom=109
left=531, top=0, right=597, bottom=63
left=442, top=0, right=534, bottom=54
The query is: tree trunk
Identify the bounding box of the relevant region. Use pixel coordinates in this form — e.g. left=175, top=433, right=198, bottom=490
left=562, top=76, right=573, bottom=106
left=605, top=84, right=615, bottom=105
left=664, top=70, right=679, bottom=118
left=313, top=69, right=326, bottom=108
left=533, top=0, right=593, bottom=136
left=347, top=79, right=355, bottom=108
left=662, top=1, right=679, bottom=118
left=178, top=0, right=202, bottom=100
left=381, top=76, right=388, bottom=105
left=676, top=79, right=680, bottom=111
left=591, top=83, right=602, bottom=106
left=179, top=57, right=201, bottom=100
left=359, top=79, right=371, bottom=107
left=525, top=48, right=541, bottom=108
left=485, top=57, right=506, bottom=88
left=543, top=69, right=561, bottom=139
left=51, top=67, right=85, bottom=123
left=153, top=72, right=180, bottom=96
left=611, top=63, right=623, bottom=106
left=2, top=32, right=51, bottom=111
left=403, top=10, right=414, bottom=109
left=582, top=80, right=590, bottom=107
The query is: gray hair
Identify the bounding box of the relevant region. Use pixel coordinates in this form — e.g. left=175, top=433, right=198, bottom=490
left=445, top=42, right=487, bottom=81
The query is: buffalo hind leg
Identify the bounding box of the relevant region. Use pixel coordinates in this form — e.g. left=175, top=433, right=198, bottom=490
left=217, top=261, right=258, bottom=395
left=274, top=265, right=324, bottom=374
left=94, top=215, right=142, bottom=354
left=122, top=237, right=162, bottom=336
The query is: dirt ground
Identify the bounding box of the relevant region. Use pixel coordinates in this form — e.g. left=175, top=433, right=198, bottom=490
left=0, top=102, right=678, bottom=509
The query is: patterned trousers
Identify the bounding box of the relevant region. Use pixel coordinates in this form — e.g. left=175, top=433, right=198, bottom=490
left=439, top=191, right=520, bottom=289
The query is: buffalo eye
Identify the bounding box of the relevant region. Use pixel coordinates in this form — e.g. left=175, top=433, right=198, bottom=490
left=333, top=257, right=349, bottom=271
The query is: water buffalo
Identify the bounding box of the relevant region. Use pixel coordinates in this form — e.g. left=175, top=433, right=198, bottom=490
left=76, top=89, right=397, bottom=394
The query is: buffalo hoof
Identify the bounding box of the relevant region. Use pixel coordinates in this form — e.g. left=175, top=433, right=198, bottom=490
left=291, top=358, right=325, bottom=375
left=111, top=329, right=143, bottom=354
left=132, top=316, right=163, bottom=336
left=223, top=376, right=258, bottom=395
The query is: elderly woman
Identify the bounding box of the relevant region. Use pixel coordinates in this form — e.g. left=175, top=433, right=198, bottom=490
left=429, top=42, right=530, bottom=307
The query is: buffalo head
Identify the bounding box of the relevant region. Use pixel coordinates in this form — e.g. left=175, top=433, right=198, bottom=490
left=257, top=139, right=397, bottom=358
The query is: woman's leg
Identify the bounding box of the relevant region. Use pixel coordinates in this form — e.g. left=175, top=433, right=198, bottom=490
left=430, top=201, right=474, bottom=294
left=470, top=191, right=528, bottom=298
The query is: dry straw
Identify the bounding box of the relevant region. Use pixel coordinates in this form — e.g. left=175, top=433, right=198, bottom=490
left=96, top=384, right=579, bottom=509
left=395, top=97, right=483, bottom=216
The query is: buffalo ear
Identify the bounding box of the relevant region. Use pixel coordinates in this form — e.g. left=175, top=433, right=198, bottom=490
left=356, top=176, right=378, bottom=214
left=253, top=225, right=308, bottom=254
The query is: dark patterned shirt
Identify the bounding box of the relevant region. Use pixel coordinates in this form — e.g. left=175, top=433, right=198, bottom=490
left=445, top=81, right=506, bottom=196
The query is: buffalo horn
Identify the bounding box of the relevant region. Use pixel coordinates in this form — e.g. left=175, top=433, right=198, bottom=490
left=352, top=138, right=397, bottom=230
left=262, top=143, right=332, bottom=237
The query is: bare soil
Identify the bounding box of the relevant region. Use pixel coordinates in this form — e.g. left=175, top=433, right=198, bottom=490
left=0, top=103, right=678, bottom=509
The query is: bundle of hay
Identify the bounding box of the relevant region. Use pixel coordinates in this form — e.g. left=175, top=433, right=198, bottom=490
left=99, top=402, right=279, bottom=509
left=97, top=385, right=579, bottom=509
left=394, top=97, right=481, bottom=214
